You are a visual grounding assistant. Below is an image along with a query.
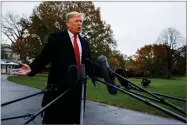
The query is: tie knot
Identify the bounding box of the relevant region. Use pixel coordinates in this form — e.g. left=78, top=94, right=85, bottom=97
left=74, top=35, right=77, bottom=39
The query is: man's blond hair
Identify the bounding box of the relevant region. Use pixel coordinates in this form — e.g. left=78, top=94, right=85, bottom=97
left=66, top=11, right=84, bottom=22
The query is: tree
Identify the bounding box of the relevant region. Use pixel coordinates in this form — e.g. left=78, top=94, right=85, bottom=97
left=172, top=45, right=186, bottom=75
left=151, top=44, right=168, bottom=77
left=1, top=13, right=25, bottom=43
left=125, top=55, right=135, bottom=68
left=134, top=44, right=171, bottom=77
left=25, top=1, right=117, bottom=62
left=157, top=27, right=186, bottom=79
left=108, top=50, right=126, bottom=69
left=134, top=44, right=154, bottom=75
left=1, top=13, right=30, bottom=63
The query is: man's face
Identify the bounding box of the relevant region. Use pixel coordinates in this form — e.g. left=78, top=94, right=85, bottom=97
left=67, top=15, right=83, bottom=35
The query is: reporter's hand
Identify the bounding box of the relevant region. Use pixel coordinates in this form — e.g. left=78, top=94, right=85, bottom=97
left=12, top=64, right=31, bottom=76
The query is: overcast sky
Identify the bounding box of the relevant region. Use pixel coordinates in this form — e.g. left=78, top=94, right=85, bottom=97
left=1, top=1, right=186, bottom=56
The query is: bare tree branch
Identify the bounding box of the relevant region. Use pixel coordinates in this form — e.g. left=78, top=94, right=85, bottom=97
left=2, top=31, right=15, bottom=43
left=156, top=27, right=186, bottom=78
left=1, top=13, right=28, bottom=44
left=1, top=12, right=30, bottom=63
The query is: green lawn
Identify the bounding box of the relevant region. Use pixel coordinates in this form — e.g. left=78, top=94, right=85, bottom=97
left=7, top=75, right=186, bottom=118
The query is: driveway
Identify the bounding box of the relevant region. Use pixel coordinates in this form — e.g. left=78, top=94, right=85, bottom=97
left=1, top=75, right=185, bottom=124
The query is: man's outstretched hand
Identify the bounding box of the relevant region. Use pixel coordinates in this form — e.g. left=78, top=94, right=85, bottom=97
left=12, top=64, right=31, bottom=76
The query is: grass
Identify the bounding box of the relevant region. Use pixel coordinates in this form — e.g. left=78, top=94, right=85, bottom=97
left=7, top=75, right=186, bottom=118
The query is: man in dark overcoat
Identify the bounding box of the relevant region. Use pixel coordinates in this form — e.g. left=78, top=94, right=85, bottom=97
left=13, top=11, right=91, bottom=124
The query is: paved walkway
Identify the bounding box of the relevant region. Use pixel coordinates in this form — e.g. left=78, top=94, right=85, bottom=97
left=1, top=75, right=185, bottom=124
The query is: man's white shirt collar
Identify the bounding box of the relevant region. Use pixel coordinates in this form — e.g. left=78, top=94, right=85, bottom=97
left=67, top=29, right=82, bottom=53
left=68, top=30, right=78, bottom=39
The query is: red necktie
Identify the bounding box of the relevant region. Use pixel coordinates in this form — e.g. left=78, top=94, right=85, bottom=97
left=73, top=35, right=81, bottom=73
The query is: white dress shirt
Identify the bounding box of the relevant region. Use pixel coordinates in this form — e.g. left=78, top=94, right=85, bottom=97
left=67, top=30, right=82, bottom=63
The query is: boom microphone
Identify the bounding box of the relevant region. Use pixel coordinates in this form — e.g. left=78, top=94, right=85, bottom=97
left=85, top=58, right=101, bottom=86
left=84, top=58, right=94, bottom=78
left=115, top=68, right=130, bottom=89
left=97, top=55, right=117, bottom=95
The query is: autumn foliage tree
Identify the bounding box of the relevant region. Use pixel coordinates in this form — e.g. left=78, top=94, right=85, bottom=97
left=133, top=27, right=186, bottom=78
left=108, top=50, right=126, bottom=69
left=134, top=45, right=153, bottom=74
left=134, top=44, right=165, bottom=77
left=134, top=43, right=186, bottom=78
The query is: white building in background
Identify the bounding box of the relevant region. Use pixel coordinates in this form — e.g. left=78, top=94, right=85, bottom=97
left=1, top=44, right=21, bottom=74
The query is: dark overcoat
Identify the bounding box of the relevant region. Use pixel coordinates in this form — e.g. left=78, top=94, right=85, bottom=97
left=28, top=29, right=91, bottom=124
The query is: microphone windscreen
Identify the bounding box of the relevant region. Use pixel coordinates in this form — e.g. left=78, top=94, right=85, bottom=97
left=80, top=64, right=86, bottom=80
left=85, top=58, right=102, bottom=78
left=97, top=55, right=117, bottom=95
left=115, top=68, right=129, bottom=88
left=84, top=58, right=93, bottom=77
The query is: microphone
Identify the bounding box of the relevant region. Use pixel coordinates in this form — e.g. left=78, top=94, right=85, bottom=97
left=79, top=64, right=87, bottom=124
left=85, top=58, right=100, bottom=86
left=115, top=68, right=129, bottom=89
left=84, top=58, right=94, bottom=78
left=97, top=55, right=117, bottom=95
left=80, top=64, right=87, bottom=82
left=68, top=65, right=79, bottom=89
left=92, top=61, right=103, bottom=78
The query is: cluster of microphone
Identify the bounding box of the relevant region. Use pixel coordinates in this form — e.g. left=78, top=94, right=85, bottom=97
left=67, top=55, right=119, bottom=95
left=84, top=55, right=119, bottom=95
